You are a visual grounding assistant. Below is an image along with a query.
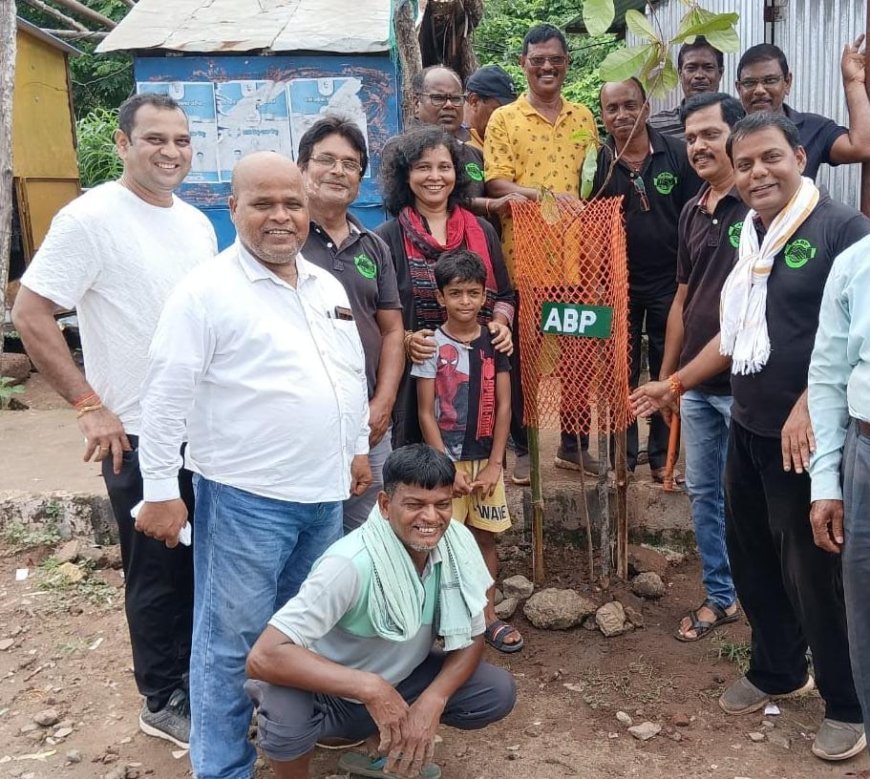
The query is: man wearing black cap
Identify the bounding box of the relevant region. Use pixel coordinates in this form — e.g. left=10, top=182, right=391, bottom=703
left=462, top=65, right=518, bottom=152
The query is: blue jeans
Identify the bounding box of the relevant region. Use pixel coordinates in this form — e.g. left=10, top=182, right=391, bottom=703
left=843, top=421, right=870, bottom=736
left=681, top=390, right=736, bottom=610
left=190, top=476, right=342, bottom=779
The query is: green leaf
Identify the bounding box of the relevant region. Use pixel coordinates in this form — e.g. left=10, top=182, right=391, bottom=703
left=583, top=0, right=616, bottom=37
left=673, top=10, right=740, bottom=43
left=648, top=56, right=679, bottom=98
left=571, top=129, right=596, bottom=145
left=704, top=26, right=741, bottom=53
left=599, top=45, right=653, bottom=83
left=638, top=43, right=665, bottom=85
left=581, top=141, right=599, bottom=200
left=624, top=9, right=658, bottom=42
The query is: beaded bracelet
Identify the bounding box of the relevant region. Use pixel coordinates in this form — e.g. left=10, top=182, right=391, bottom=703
left=667, top=373, right=685, bottom=398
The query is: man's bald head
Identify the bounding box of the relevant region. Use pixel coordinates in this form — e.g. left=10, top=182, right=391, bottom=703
left=229, top=152, right=309, bottom=271
left=231, top=151, right=302, bottom=197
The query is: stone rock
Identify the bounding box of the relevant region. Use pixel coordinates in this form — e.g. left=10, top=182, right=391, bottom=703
left=628, top=722, right=661, bottom=741
left=623, top=605, right=644, bottom=628
left=616, top=711, right=632, bottom=727
left=0, top=353, right=32, bottom=385
left=671, top=713, right=690, bottom=727
left=631, top=572, right=665, bottom=600
left=627, top=545, right=668, bottom=577
left=54, top=539, right=81, bottom=565
left=95, top=569, right=125, bottom=589
left=53, top=726, right=73, bottom=739
left=66, top=750, right=82, bottom=763
left=595, top=601, right=628, bottom=637
left=78, top=544, right=123, bottom=570
left=494, top=597, right=519, bottom=620
left=767, top=732, right=791, bottom=749
left=493, top=588, right=504, bottom=605
left=33, top=708, right=60, bottom=727
left=523, top=588, right=596, bottom=630
left=0, top=638, right=14, bottom=651
left=581, top=615, right=598, bottom=631
left=502, top=575, right=534, bottom=600
left=56, top=562, right=85, bottom=584
left=524, top=722, right=543, bottom=738
left=748, top=732, right=765, bottom=742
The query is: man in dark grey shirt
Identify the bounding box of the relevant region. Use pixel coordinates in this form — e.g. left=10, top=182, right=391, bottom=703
left=298, top=117, right=405, bottom=532
left=649, top=36, right=724, bottom=140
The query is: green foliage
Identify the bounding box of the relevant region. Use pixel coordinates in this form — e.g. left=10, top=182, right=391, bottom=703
left=76, top=108, right=124, bottom=187
left=0, top=377, right=25, bottom=410
left=2, top=519, right=62, bottom=550
left=598, top=2, right=740, bottom=93
left=712, top=635, right=751, bottom=675
left=582, top=0, right=615, bottom=36
left=472, top=0, right=622, bottom=118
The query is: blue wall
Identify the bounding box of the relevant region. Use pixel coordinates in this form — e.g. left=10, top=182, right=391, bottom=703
left=135, top=53, right=401, bottom=249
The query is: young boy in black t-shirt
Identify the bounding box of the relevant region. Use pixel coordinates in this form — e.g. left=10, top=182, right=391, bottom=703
left=413, top=249, right=521, bottom=653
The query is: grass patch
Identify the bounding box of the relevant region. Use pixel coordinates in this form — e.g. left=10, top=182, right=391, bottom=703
left=37, top=558, right=117, bottom=607
left=1, top=519, right=62, bottom=550
left=712, top=634, right=751, bottom=675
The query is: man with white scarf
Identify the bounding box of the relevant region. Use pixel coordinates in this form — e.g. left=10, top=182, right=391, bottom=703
left=631, top=112, right=870, bottom=762
left=244, top=444, right=516, bottom=779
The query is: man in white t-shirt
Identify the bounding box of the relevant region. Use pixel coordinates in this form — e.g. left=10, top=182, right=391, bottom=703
left=12, top=93, right=217, bottom=750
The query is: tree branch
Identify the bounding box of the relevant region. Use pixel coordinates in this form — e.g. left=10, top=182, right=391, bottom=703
left=43, top=27, right=108, bottom=39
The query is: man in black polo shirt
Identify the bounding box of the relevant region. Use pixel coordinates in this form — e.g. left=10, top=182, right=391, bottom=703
left=632, top=112, right=870, bottom=761
left=649, top=36, right=724, bottom=140
left=736, top=40, right=870, bottom=179
left=593, top=77, right=702, bottom=478
left=650, top=92, right=747, bottom=642
left=297, top=117, right=405, bottom=532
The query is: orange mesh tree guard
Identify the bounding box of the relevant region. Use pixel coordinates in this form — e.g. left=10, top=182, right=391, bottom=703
left=511, top=196, right=631, bottom=583
left=512, top=196, right=631, bottom=435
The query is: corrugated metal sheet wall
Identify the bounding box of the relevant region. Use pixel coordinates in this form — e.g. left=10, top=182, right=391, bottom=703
left=775, top=0, right=866, bottom=206
left=628, top=0, right=865, bottom=207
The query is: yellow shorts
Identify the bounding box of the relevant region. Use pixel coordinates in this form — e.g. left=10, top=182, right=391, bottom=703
left=452, top=459, right=511, bottom=533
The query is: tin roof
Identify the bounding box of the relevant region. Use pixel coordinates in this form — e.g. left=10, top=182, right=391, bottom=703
left=96, top=0, right=393, bottom=55
left=17, top=17, right=82, bottom=57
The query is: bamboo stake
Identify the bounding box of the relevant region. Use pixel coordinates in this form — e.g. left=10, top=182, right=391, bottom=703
left=614, top=427, right=628, bottom=579
left=42, top=0, right=116, bottom=29
left=528, top=425, right=545, bottom=584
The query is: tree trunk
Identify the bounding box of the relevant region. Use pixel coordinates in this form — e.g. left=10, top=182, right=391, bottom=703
left=394, top=0, right=422, bottom=125
left=0, top=1, right=16, bottom=357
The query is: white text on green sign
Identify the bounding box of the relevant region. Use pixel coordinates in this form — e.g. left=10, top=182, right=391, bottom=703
left=540, top=303, right=613, bottom=339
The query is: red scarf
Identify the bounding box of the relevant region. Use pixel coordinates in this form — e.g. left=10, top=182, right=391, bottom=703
left=399, top=205, right=496, bottom=330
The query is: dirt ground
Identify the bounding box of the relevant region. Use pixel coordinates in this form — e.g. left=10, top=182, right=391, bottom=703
left=1, top=379, right=868, bottom=778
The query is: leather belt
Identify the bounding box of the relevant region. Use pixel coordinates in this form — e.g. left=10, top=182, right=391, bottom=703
left=854, top=418, right=870, bottom=438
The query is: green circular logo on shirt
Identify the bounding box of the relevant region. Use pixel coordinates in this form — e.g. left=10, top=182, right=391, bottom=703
left=653, top=171, right=678, bottom=195
left=354, top=253, right=377, bottom=279
left=728, top=220, right=744, bottom=249
left=784, top=238, right=817, bottom=269
left=465, top=161, right=484, bottom=182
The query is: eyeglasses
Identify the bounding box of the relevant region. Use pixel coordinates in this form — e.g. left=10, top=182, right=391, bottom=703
left=526, top=55, right=568, bottom=68
left=418, top=93, right=465, bottom=107
left=631, top=174, right=650, bottom=213
left=309, top=154, right=363, bottom=175
left=737, top=75, right=785, bottom=91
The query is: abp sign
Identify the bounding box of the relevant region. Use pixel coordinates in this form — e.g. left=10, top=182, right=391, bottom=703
left=540, top=303, right=613, bottom=339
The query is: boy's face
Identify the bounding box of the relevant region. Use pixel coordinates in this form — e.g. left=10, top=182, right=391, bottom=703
left=436, top=278, right=486, bottom=324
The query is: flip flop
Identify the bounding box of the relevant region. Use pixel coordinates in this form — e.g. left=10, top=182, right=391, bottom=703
left=338, top=752, right=442, bottom=778
left=651, top=467, right=686, bottom=487
left=674, top=600, right=739, bottom=642
left=485, top=619, right=524, bottom=654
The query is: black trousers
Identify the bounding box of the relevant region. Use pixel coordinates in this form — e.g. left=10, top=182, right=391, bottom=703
left=627, top=293, right=672, bottom=471
left=102, top=436, right=195, bottom=710
left=725, top=421, right=861, bottom=722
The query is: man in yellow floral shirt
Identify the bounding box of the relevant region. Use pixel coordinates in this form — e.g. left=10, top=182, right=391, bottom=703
left=485, top=22, right=599, bottom=480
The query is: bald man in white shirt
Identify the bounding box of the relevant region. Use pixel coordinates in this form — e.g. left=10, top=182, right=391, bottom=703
left=135, top=152, right=371, bottom=779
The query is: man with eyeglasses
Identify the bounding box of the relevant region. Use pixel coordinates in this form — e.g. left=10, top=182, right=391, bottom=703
left=297, top=117, right=405, bottom=533
left=593, top=78, right=702, bottom=482
left=485, top=23, right=601, bottom=481
left=649, top=36, right=724, bottom=140
left=736, top=39, right=870, bottom=179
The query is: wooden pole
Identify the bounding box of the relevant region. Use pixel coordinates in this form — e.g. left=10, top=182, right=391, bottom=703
left=42, top=27, right=107, bottom=39
left=528, top=426, right=546, bottom=584
left=42, top=0, right=116, bottom=29
left=597, top=404, right=611, bottom=585
left=21, top=0, right=89, bottom=32
left=0, top=0, right=16, bottom=357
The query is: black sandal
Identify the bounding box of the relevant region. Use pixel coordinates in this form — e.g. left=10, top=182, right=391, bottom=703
left=674, top=599, right=739, bottom=642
